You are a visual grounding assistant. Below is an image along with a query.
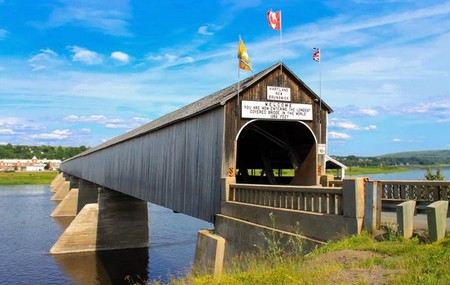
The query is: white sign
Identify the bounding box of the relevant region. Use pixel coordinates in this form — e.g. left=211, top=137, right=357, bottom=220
left=318, top=144, right=327, bottom=155
left=267, top=86, right=291, bottom=101
left=241, top=101, right=313, bottom=121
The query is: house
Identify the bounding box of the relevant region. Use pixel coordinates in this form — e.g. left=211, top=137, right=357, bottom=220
left=0, top=156, right=61, bottom=171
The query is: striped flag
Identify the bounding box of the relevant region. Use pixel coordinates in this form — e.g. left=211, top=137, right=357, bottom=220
left=237, top=37, right=252, bottom=71
left=313, top=47, right=320, bottom=62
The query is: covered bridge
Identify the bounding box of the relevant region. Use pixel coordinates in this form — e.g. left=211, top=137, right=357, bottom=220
left=61, top=62, right=333, bottom=222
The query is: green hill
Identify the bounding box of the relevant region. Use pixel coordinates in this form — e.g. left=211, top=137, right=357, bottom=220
left=381, top=149, right=450, bottom=159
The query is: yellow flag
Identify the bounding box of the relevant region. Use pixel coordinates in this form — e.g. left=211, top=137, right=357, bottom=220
left=237, top=37, right=252, bottom=71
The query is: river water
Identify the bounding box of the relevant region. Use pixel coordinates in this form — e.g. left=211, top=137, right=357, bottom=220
left=352, top=167, right=450, bottom=181
left=0, top=185, right=211, bottom=285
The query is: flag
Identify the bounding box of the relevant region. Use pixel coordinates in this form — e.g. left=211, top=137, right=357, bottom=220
left=313, top=47, right=320, bottom=62
left=267, top=9, right=281, bottom=30
left=237, top=37, right=252, bottom=71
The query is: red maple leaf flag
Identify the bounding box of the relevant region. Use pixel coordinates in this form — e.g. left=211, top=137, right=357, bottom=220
left=267, top=9, right=281, bottom=31
left=313, top=47, right=320, bottom=62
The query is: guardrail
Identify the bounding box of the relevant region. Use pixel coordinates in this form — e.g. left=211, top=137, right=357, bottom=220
left=228, top=183, right=344, bottom=215
left=379, top=180, right=450, bottom=201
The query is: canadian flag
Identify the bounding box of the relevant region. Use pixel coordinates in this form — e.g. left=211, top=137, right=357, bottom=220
left=267, top=9, right=281, bottom=31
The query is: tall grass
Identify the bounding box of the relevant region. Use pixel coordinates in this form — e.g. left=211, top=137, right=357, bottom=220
left=154, top=231, right=450, bottom=285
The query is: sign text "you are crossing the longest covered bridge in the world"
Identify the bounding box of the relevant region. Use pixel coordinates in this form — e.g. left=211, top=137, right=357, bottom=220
left=241, top=101, right=313, bottom=121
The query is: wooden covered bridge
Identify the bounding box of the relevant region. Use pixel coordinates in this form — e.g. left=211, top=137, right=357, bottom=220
left=50, top=63, right=375, bottom=271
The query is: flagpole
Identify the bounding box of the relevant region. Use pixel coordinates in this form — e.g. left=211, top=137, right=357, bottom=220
left=279, top=10, right=283, bottom=85
left=237, top=36, right=241, bottom=117
left=319, top=49, right=322, bottom=145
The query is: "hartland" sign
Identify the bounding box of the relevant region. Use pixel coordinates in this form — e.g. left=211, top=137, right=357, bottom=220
left=267, top=86, right=291, bottom=101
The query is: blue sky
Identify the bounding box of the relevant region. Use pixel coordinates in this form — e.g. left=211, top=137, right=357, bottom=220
left=0, top=0, right=449, bottom=156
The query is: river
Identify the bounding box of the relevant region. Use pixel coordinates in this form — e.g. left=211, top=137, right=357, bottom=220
left=0, top=185, right=211, bottom=285
left=352, top=167, right=450, bottom=180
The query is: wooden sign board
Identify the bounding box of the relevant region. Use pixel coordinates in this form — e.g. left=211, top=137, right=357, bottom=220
left=241, top=100, right=313, bottom=121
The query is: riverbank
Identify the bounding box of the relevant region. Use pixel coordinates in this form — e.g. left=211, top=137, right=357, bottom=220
left=345, top=165, right=450, bottom=176
left=0, top=171, right=58, bottom=185
left=163, top=232, right=450, bottom=285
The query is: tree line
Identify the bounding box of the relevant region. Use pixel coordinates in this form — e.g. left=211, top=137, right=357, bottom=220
left=332, top=150, right=450, bottom=167
left=0, top=144, right=88, bottom=161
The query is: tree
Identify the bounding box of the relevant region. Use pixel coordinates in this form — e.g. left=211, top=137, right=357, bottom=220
left=424, top=167, right=445, bottom=181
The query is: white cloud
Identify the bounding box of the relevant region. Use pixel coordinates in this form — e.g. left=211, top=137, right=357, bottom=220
left=43, top=1, right=131, bottom=36
left=0, top=128, right=14, bottom=134
left=64, top=115, right=108, bottom=123
left=64, top=114, right=150, bottom=130
left=111, top=51, right=130, bottom=64
left=329, top=132, right=351, bottom=140
left=67, top=46, right=103, bottom=65
left=28, top=49, right=59, bottom=71
left=392, top=138, right=418, bottom=143
left=105, top=123, right=129, bottom=129
left=146, top=53, right=195, bottom=66
left=198, top=25, right=214, bottom=36
left=329, top=119, right=376, bottom=131
left=359, top=108, right=378, bottom=116
left=32, top=129, right=71, bottom=140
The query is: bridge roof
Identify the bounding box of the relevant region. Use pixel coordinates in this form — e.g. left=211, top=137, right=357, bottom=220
left=69, top=62, right=333, bottom=159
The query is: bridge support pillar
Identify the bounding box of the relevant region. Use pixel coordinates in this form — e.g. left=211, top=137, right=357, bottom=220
left=363, top=181, right=381, bottom=232
left=51, top=180, right=70, bottom=201
left=50, top=187, right=148, bottom=254
left=343, top=178, right=366, bottom=234
left=50, top=173, right=65, bottom=193
left=77, top=180, right=99, bottom=213
left=51, top=188, right=79, bottom=217
left=50, top=180, right=100, bottom=217
left=193, top=230, right=225, bottom=279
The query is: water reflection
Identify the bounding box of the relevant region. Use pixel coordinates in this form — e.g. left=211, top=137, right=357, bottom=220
left=53, top=248, right=149, bottom=285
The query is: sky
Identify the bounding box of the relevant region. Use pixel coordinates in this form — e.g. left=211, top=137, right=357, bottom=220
left=0, top=0, right=449, bottom=156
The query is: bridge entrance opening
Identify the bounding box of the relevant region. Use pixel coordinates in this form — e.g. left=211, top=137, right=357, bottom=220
left=236, top=120, right=317, bottom=186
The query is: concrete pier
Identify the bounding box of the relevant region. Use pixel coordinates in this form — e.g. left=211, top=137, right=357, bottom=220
left=51, top=181, right=70, bottom=201
left=50, top=188, right=149, bottom=254
left=194, top=230, right=225, bottom=278
left=51, top=188, right=79, bottom=217
left=50, top=173, right=65, bottom=193
left=77, top=180, right=99, bottom=213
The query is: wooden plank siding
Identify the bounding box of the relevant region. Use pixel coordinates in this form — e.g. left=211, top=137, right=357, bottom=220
left=62, top=108, right=224, bottom=222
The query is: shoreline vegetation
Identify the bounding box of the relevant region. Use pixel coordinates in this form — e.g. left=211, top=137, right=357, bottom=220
left=159, top=232, right=450, bottom=285
left=0, top=171, right=58, bottom=185
left=343, top=164, right=449, bottom=176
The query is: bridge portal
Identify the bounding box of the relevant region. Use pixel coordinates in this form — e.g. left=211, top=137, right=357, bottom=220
left=236, top=120, right=317, bottom=185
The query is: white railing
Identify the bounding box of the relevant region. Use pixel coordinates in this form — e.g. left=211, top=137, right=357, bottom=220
left=228, top=183, right=344, bottom=215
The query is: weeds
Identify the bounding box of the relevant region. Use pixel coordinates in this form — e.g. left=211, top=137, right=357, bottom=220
left=253, top=212, right=304, bottom=265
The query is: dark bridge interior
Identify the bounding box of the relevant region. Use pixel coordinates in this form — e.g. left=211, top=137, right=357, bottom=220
left=236, top=120, right=316, bottom=185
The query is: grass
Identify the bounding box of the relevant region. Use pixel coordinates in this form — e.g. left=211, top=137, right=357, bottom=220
left=151, top=232, right=450, bottom=285
left=345, top=166, right=411, bottom=175
left=0, top=171, right=58, bottom=185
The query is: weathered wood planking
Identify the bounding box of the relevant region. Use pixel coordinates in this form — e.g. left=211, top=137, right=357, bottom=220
left=62, top=108, right=224, bottom=222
